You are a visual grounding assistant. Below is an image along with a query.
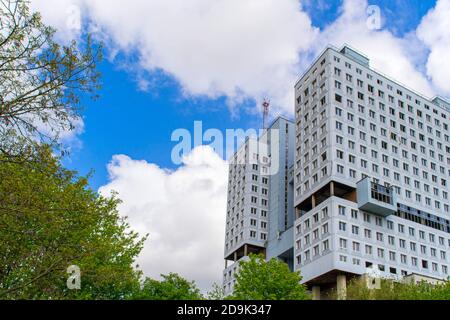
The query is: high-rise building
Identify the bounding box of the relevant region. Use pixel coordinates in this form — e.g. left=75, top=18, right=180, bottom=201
left=223, top=117, right=295, bottom=295
left=223, top=45, right=450, bottom=299
left=294, top=45, right=450, bottom=298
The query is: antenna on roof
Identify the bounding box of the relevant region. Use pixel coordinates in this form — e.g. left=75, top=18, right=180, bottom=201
left=262, top=99, right=270, bottom=130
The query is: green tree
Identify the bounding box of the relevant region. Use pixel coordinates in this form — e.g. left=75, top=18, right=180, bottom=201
left=230, top=254, right=310, bottom=300
left=0, top=146, right=146, bottom=299
left=345, top=278, right=450, bottom=300
left=207, top=282, right=225, bottom=300
left=0, top=0, right=102, bottom=157
left=133, top=273, right=203, bottom=300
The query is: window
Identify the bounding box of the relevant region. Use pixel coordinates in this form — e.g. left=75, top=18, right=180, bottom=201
left=388, top=236, right=395, bottom=246
left=389, top=251, right=396, bottom=261
left=323, top=240, right=330, bottom=251
left=401, top=254, right=407, bottom=264
left=377, top=232, right=384, bottom=242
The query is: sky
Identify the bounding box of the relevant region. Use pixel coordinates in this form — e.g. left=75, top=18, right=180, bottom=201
left=30, top=0, right=450, bottom=291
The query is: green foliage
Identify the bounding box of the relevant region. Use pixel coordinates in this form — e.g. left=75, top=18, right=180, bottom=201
left=133, top=273, right=203, bottom=300
left=207, top=282, right=225, bottom=300
left=0, top=146, right=146, bottom=299
left=0, top=0, right=102, bottom=156
left=345, top=278, right=450, bottom=300
left=230, top=254, right=310, bottom=300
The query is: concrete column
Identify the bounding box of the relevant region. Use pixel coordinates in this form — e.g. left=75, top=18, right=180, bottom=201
left=312, top=286, right=321, bottom=300
left=311, top=194, right=316, bottom=208
left=244, top=244, right=248, bottom=257
left=337, top=275, right=347, bottom=300
left=225, top=260, right=228, bottom=268
left=234, top=251, right=238, bottom=262
left=330, top=181, right=335, bottom=196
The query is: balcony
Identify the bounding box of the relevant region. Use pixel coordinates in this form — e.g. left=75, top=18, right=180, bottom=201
left=357, top=177, right=396, bottom=217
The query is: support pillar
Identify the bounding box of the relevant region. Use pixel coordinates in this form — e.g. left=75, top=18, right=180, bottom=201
left=244, top=244, right=248, bottom=257
left=234, top=251, right=238, bottom=262
left=312, top=286, right=321, bottom=301
left=337, top=274, right=347, bottom=300
left=330, top=181, right=335, bottom=197
left=311, top=194, right=316, bottom=209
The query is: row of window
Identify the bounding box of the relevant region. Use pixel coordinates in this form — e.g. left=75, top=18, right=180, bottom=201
left=333, top=163, right=449, bottom=213
left=225, top=229, right=267, bottom=253
left=336, top=223, right=448, bottom=259
left=295, top=238, right=449, bottom=277
left=332, top=54, right=449, bottom=125
left=334, top=118, right=449, bottom=169
left=296, top=205, right=450, bottom=246
left=333, top=97, right=449, bottom=146
left=334, top=133, right=448, bottom=182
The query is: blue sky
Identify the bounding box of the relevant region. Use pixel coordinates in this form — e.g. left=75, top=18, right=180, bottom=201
left=65, top=59, right=258, bottom=189
left=304, top=0, right=436, bottom=34
left=64, top=0, right=439, bottom=190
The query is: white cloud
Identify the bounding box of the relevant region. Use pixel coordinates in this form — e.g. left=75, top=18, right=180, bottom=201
left=32, top=0, right=450, bottom=113
left=98, top=146, right=228, bottom=291
left=417, top=0, right=450, bottom=95
left=32, top=0, right=318, bottom=114
left=29, top=0, right=83, bottom=41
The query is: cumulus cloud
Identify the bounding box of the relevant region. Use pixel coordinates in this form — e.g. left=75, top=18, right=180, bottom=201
left=32, top=0, right=318, bottom=113
left=417, top=0, right=450, bottom=95
left=98, top=146, right=228, bottom=291
left=31, top=0, right=450, bottom=113
left=29, top=0, right=84, bottom=41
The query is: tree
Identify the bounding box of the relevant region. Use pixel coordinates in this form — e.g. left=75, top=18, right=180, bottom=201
left=0, top=145, right=146, bottom=299
left=230, top=254, right=310, bottom=300
left=0, top=0, right=102, bottom=157
left=345, top=277, right=450, bottom=300
left=207, top=282, right=225, bottom=300
left=132, top=273, right=203, bottom=300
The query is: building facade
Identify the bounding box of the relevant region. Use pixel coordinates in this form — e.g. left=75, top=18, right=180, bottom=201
left=223, top=117, right=295, bottom=295
left=223, top=45, right=450, bottom=299
left=294, top=45, right=450, bottom=298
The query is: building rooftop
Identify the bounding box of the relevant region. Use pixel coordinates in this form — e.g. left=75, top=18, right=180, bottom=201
left=296, top=44, right=450, bottom=114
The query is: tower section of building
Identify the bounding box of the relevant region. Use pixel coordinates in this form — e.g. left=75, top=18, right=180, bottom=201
left=294, top=46, right=450, bottom=296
